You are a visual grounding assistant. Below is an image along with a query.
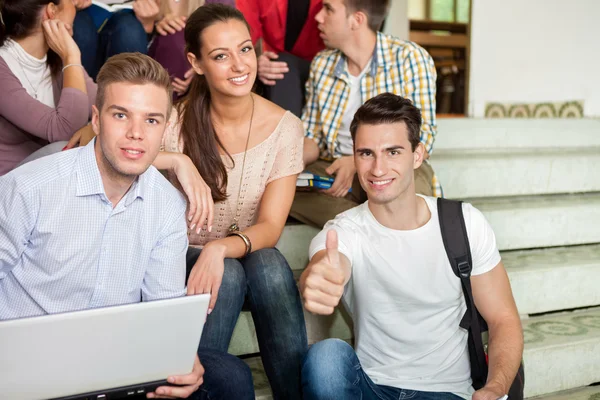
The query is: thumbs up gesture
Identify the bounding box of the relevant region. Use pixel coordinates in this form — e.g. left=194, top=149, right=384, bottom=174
left=300, top=230, right=347, bottom=315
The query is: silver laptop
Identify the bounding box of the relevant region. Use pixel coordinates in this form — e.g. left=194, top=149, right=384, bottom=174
left=0, top=294, right=210, bottom=400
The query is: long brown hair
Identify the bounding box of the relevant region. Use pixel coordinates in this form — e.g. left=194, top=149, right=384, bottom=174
left=179, top=4, right=251, bottom=202
left=0, top=0, right=63, bottom=77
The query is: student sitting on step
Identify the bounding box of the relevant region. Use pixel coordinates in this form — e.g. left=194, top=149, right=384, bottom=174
left=0, top=52, right=254, bottom=400
left=0, top=0, right=96, bottom=176
left=236, top=0, right=324, bottom=118
left=71, top=0, right=159, bottom=80
left=300, top=93, right=523, bottom=400
left=291, top=0, right=440, bottom=228
left=158, top=4, right=307, bottom=399
left=149, top=0, right=236, bottom=100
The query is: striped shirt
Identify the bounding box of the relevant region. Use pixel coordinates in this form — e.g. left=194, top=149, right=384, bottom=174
left=302, top=32, right=441, bottom=197
left=0, top=140, right=188, bottom=320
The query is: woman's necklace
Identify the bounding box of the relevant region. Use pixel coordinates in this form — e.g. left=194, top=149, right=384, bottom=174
left=228, top=95, right=255, bottom=234
left=18, top=63, right=39, bottom=99
left=12, top=44, right=41, bottom=99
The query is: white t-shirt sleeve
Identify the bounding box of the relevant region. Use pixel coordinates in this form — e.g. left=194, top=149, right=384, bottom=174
left=463, top=203, right=502, bottom=276
left=308, top=217, right=357, bottom=267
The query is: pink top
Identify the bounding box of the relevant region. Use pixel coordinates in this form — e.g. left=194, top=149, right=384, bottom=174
left=162, top=110, right=304, bottom=246
left=0, top=57, right=96, bottom=175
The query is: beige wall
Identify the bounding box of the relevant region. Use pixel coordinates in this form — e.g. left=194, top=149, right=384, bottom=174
left=384, top=0, right=409, bottom=40
left=469, top=0, right=600, bottom=117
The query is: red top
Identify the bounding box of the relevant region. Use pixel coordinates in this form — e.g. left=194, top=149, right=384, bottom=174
left=237, top=0, right=325, bottom=61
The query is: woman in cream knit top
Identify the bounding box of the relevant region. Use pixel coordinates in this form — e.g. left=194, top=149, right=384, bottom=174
left=162, top=109, right=303, bottom=246
left=158, top=5, right=307, bottom=399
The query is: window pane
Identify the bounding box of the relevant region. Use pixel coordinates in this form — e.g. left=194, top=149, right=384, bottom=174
left=457, top=0, right=470, bottom=23
left=409, top=0, right=427, bottom=20
left=431, top=0, right=455, bottom=22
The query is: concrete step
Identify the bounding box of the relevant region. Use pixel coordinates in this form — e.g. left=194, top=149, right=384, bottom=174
left=434, top=119, right=600, bottom=151
left=277, top=193, right=600, bottom=266
left=228, top=305, right=353, bottom=357
left=430, top=147, right=600, bottom=198
left=226, top=203, right=600, bottom=354
left=522, top=307, right=600, bottom=398
left=244, top=356, right=272, bottom=400
left=430, top=119, right=600, bottom=198
left=470, top=193, right=600, bottom=250
left=275, top=223, right=319, bottom=273
left=246, top=305, right=600, bottom=400
left=230, top=244, right=600, bottom=356
left=505, top=244, right=600, bottom=315
left=527, top=385, right=600, bottom=399
left=245, top=307, right=600, bottom=399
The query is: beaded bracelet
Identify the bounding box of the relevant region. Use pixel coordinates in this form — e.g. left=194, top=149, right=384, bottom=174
left=62, top=63, right=84, bottom=73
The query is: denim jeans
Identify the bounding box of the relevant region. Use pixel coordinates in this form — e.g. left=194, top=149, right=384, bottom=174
left=73, top=8, right=148, bottom=79
left=195, top=347, right=255, bottom=400
left=186, top=247, right=308, bottom=400
left=302, top=339, right=464, bottom=400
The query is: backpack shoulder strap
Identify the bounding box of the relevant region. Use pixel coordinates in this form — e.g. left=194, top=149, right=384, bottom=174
left=437, top=197, right=473, bottom=280
left=437, top=197, right=489, bottom=389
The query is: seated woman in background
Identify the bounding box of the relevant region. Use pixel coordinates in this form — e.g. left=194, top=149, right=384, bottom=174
left=150, top=0, right=235, bottom=99
left=0, top=0, right=96, bottom=176
left=160, top=4, right=307, bottom=399
left=71, top=0, right=159, bottom=80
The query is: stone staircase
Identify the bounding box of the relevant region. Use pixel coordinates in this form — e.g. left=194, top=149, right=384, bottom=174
left=233, top=118, right=600, bottom=399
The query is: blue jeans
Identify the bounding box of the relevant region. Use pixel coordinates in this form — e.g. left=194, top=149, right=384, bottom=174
left=302, top=339, right=464, bottom=400
left=195, top=347, right=255, bottom=400
left=73, top=8, right=148, bottom=79
left=186, top=247, right=308, bottom=400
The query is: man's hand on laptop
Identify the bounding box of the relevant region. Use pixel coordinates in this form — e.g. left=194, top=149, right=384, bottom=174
left=147, top=355, right=204, bottom=399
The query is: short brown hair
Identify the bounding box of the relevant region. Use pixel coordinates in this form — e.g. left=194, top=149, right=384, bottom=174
left=96, top=52, right=173, bottom=118
left=344, top=0, right=390, bottom=32
left=350, top=93, right=421, bottom=151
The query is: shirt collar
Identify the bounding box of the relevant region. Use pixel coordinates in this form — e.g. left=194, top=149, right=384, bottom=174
left=334, top=32, right=385, bottom=80
left=124, top=170, right=147, bottom=207
left=76, top=139, right=106, bottom=198
left=75, top=138, right=148, bottom=205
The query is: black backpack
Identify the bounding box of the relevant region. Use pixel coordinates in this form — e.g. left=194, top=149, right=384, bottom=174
left=437, top=198, right=525, bottom=399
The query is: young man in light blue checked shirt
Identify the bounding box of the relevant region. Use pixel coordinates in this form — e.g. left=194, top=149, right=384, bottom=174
left=0, top=52, right=255, bottom=400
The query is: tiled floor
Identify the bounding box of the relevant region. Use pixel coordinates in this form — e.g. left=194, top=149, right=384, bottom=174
left=529, top=385, right=600, bottom=400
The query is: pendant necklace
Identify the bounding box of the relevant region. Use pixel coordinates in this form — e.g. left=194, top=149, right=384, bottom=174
left=228, top=94, right=255, bottom=234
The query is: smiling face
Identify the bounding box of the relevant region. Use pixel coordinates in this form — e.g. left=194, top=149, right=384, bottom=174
left=354, top=122, right=425, bottom=206
left=187, top=19, right=257, bottom=98
left=92, top=82, right=169, bottom=182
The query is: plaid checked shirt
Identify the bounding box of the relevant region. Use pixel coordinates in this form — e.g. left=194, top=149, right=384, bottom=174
left=302, top=32, right=442, bottom=197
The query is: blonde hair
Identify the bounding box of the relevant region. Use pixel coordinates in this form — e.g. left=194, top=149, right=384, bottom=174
left=160, top=0, right=206, bottom=18
left=96, top=52, right=173, bottom=118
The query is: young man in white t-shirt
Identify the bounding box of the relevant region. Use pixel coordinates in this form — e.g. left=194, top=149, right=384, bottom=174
left=299, top=93, right=523, bottom=400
